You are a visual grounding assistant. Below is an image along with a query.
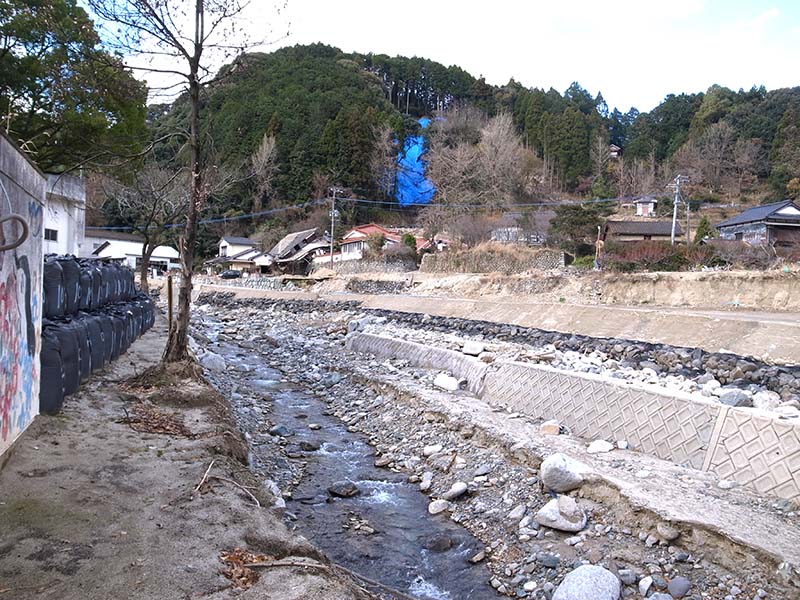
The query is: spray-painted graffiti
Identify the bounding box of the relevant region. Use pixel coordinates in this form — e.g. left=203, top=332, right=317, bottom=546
left=0, top=135, right=45, bottom=455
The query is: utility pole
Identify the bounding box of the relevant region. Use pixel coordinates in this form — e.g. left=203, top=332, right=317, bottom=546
left=686, top=199, right=691, bottom=245
left=328, top=187, right=343, bottom=267
left=667, top=175, right=688, bottom=246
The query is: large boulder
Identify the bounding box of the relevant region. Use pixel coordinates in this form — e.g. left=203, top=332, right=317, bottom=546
left=540, top=453, right=588, bottom=492
left=552, top=565, right=620, bottom=600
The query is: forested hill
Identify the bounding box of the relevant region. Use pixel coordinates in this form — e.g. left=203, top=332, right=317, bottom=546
left=151, top=43, right=800, bottom=217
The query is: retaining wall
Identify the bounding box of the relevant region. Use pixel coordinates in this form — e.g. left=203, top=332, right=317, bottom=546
left=348, top=332, right=800, bottom=501
left=1, top=132, right=46, bottom=457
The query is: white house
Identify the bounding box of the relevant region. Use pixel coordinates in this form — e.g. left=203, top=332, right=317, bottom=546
left=85, top=229, right=180, bottom=272
left=218, top=236, right=257, bottom=258
left=44, top=173, right=86, bottom=255
left=635, top=197, right=658, bottom=217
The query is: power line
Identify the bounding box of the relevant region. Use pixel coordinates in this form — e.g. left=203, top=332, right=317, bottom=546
left=87, top=194, right=630, bottom=232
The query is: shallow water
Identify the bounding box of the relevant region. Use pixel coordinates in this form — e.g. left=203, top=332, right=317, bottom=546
left=203, top=317, right=495, bottom=599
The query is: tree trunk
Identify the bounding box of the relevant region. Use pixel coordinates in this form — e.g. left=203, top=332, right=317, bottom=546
left=163, top=1, right=203, bottom=363
left=139, top=240, right=156, bottom=293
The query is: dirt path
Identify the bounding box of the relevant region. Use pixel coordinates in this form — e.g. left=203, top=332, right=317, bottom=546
left=0, top=317, right=366, bottom=600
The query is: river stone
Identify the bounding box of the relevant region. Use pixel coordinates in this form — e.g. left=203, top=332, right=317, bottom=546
left=200, top=351, right=226, bottom=372
left=299, top=440, right=320, bottom=451
left=442, top=481, right=468, bottom=500
left=321, top=372, right=343, bottom=387
left=639, top=576, right=653, bottom=596
left=268, top=424, right=292, bottom=437
left=648, top=594, right=674, bottom=600
left=507, top=504, right=527, bottom=521
left=539, top=420, right=561, bottom=435
left=462, top=341, right=485, bottom=356
left=433, top=373, right=462, bottom=391
left=328, top=480, right=360, bottom=498
left=657, top=521, right=680, bottom=541
left=540, top=453, right=588, bottom=492
left=423, top=444, right=444, bottom=457
left=428, top=499, right=450, bottom=515
left=752, top=390, right=781, bottom=410
left=535, top=496, right=587, bottom=532
left=587, top=439, right=615, bottom=454
left=420, top=471, right=434, bottom=492
left=719, top=389, right=753, bottom=407
left=668, top=576, right=691, bottom=598
left=552, top=565, right=621, bottom=600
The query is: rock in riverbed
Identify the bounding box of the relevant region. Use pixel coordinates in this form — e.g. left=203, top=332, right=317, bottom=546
left=540, top=453, right=588, bottom=492
left=552, top=564, right=621, bottom=600
left=535, top=495, right=587, bottom=532
left=328, top=480, right=360, bottom=498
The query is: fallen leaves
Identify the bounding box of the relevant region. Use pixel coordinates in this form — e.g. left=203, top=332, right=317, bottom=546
left=219, top=548, right=274, bottom=589
left=117, top=402, right=193, bottom=437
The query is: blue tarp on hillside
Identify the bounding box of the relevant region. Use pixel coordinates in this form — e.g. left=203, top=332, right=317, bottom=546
left=395, top=117, right=435, bottom=206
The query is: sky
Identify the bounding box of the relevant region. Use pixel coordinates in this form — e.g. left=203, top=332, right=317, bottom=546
left=245, top=0, right=800, bottom=112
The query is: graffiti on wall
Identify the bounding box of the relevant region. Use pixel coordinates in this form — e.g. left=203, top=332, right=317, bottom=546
left=0, top=147, right=45, bottom=455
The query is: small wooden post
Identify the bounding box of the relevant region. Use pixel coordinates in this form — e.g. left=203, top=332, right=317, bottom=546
left=167, top=274, right=173, bottom=326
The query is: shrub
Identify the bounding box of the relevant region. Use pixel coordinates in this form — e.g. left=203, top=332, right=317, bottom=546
left=604, top=241, right=688, bottom=272
left=571, top=255, right=595, bottom=269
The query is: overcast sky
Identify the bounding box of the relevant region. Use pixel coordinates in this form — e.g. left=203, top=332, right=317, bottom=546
left=252, top=0, right=800, bottom=112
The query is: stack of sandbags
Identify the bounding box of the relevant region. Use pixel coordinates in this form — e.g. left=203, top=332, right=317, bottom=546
left=39, top=255, right=155, bottom=414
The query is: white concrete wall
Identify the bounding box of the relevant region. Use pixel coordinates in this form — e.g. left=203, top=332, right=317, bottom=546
left=44, top=174, right=85, bottom=256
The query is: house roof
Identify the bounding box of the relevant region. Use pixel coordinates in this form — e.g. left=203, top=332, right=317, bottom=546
left=275, top=240, right=329, bottom=263
left=342, top=223, right=394, bottom=241
left=716, top=200, right=800, bottom=229
left=605, top=220, right=681, bottom=236
left=221, top=236, right=256, bottom=246
left=85, top=229, right=145, bottom=242
left=269, top=228, right=319, bottom=259
left=92, top=239, right=179, bottom=259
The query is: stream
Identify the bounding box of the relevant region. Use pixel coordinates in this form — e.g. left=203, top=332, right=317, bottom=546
left=199, top=316, right=495, bottom=600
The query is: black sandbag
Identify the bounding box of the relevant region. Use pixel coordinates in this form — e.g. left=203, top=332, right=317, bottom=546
left=98, top=262, right=112, bottom=306
left=39, top=325, right=65, bottom=414
left=43, top=258, right=65, bottom=318
left=63, top=318, right=91, bottom=382
left=51, top=322, right=80, bottom=395
left=78, top=267, right=92, bottom=311
left=96, top=314, right=114, bottom=364
left=57, top=256, right=81, bottom=315
left=90, top=263, right=103, bottom=308
left=129, top=303, right=142, bottom=340
left=80, top=313, right=105, bottom=373
left=108, top=312, right=125, bottom=360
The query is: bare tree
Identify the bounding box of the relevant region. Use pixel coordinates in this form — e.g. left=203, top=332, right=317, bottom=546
left=589, top=132, right=610, bottom=180
left=427, top=110, right=525, bottom=212
left=102, top=165, right=188, bottom=292
left=87, top=0, right=279, bottom=362
left=732, top=138, right=764, bottom=200
left=251, top=133, right=278, bottom=213
left=370, top=123, right=397, bottom=200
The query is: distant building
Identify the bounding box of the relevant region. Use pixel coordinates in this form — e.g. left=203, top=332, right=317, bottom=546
left=333, top=223, right=432, bottom=262
left=716, top=200, right=800, bottom=249
left=218, top=236, right=257, bottom=258
left=609, top=144, right=622, bottom=159
left=634, top=197, right=658, bottom=217
left=268, top=228, right=328, bottom=274
left=85, top=229, right=180, bottom=272
left=603, top=220, right=681, bottom=242
left=44, top=174, right=86, bottom=255
left=490, top=227, right=545, bottom=245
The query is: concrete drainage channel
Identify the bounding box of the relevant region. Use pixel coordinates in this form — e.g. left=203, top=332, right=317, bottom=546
left=193, top=292, right=800, bottom=600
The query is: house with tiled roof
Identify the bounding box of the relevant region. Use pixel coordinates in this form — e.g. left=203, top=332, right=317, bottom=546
left=716, top=200, right=800, bottom=248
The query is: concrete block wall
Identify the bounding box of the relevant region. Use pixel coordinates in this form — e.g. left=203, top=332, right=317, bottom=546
left=1, top=132, right=46, bottom=456
left=346, top=333, right=488, bottom=394
left=347, top=332, right=800, bottom=501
